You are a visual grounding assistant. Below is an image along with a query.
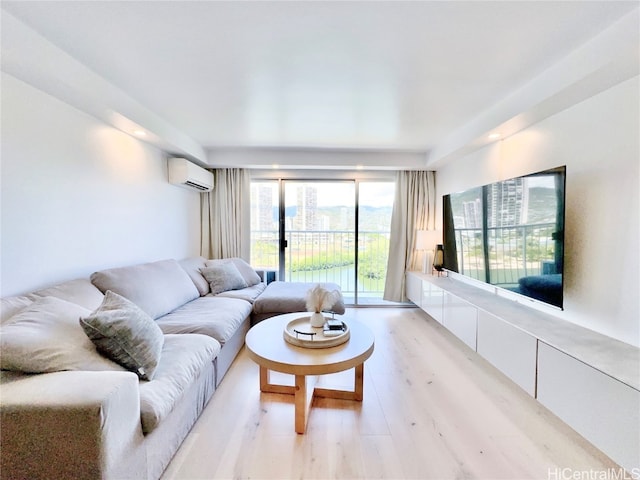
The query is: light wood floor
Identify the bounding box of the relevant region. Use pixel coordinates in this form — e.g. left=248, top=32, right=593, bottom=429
left=161, top=308, right=616, bottom=480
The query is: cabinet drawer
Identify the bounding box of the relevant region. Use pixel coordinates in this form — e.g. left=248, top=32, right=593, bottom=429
left=477, top=311, right=537, bottom=396
left=405, top=272, right=422, bottom=305
left=421, top=281, right=444, bottom=323
left=443, top=292, right=477, bottom=350
left=537, top=342, right=640, bottom=471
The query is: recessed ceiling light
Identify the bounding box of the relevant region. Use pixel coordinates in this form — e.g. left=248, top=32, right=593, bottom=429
left=488, top=133, right=501, bottom=140
left=133, top=129, right=147, bottom=137
left=272, top=164, right=279, bottom=169
left=356, top=164, right=364, bottom=170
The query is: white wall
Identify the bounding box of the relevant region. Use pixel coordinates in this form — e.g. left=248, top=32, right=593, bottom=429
left=1, top=73, right=202, bottom=296
left=436, top=76, right=639, bottom=348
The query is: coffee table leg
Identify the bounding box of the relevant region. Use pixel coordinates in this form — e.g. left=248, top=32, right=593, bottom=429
left=354, top=363, right=364, bottom=401
left=258, top=365, right=364, bottom=434
left=259, top=365, right=269, bottom=391
left=294, top=374, right=319, bottom=434
left=313, top=363, right=365, bottom=401
left=259, top=367, right=295, bottom=395
left=294, top=375, right=307, bottom=434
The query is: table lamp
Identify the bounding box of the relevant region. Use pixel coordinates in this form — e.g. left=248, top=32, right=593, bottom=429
left=416, top=230, right=439, bottom=274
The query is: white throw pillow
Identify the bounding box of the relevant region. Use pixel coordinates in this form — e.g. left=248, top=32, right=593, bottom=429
left=0, top=296, right=125, bottom=373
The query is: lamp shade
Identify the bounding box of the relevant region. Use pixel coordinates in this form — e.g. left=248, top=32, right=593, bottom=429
left=416, top=230, right=438, bottom=251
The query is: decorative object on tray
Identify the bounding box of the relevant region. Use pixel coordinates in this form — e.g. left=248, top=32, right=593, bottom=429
left=283, top=317, right=350, bottom=348
left=305, top=284, right=341, bottom=327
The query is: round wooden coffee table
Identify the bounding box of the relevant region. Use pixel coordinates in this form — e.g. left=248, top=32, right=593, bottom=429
left=245, top=312, right=375, bottom=434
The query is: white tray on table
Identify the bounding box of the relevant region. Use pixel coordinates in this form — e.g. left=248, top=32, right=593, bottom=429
left=283, top=316, right=350, bottom=348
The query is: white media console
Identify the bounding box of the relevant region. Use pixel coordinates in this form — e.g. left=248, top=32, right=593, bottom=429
left=406, top=271, right=640, bottom=472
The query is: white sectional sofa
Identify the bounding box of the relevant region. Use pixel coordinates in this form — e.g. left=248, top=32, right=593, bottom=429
left=0, top=256, right=344, bottom=479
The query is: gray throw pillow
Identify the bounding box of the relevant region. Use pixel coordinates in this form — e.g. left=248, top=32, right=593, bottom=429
left=205, top=258, right=262, bottom=287
left=201, top=262, right=248, bottom=295
left=80, top=291, right=164, bottom=380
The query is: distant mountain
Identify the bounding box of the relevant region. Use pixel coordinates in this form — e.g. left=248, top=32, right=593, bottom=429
left=316, top=205, right=392, bottom=231
left=449, top=186, right=557, bottom=227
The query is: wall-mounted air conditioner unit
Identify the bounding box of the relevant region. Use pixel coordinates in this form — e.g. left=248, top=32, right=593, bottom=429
left=168, top=157, right=214, bottom=192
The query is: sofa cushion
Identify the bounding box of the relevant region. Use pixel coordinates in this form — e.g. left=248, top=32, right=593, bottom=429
left=1, top=279, right=105, bottom=326
left=32, top=278, right=106, bottom=311
left=91, top=259, right=199, bottom=319
left=155, top=296, right=251, bottom=345
left=139, top=333, right=220, bottom=433
left=201, top=262, right=248, bottom=295
left=1, top=294, right=34, bottom=325
left=252, top=281, right=346, bottom=315
left=0, top=296, right=126, bottom=373
left=80, top=291, right=165, bottom=380
left=179, top=256, right=210, bottom=296
left=206, top=258, right=262, bottom=287
left=215, top=282, right=266, bottom=303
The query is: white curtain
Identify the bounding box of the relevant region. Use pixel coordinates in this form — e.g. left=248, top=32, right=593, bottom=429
left=201, top=168, right=251, bottom=260
left=383, top=170, right=436, bottom=302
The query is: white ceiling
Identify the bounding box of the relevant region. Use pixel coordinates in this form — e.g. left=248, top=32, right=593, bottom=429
left=1, top=1, right=638, bottom=168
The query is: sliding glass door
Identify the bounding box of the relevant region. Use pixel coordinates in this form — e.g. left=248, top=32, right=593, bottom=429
left=250, top=178, right=394, bottom=305
left=284, top=180, right=356, bottom=290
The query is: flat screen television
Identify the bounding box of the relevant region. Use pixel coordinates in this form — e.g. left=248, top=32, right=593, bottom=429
left=442, top=166, right=566, bottom=309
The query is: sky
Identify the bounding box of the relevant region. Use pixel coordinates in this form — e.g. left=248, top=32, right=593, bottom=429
left=286, top=181, right=395, bottom=208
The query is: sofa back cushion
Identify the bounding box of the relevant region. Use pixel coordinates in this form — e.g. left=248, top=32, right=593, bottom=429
left=0, top=296, right=126, bottom=373
left=178, top=256, right=210, bottom=296
left=91, top=259, right=199, bottom=319
left=1, top=278, right=105, bottom=325
left=32, top=278, right=105, bottom=311
left=1, top=295, right=34, bottom=325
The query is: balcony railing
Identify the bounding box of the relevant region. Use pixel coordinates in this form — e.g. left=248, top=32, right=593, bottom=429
left=250, top=229, right=390, bottom=298
left=453, top=222, right=557, bottom=285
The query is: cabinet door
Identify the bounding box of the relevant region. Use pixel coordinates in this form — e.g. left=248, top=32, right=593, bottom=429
left=405, top=272, right=422, bottom=305
left=476, top=311, right=537, bottom=396
left=442, top=293, right=477, bottom=350
left=421, top=281, right=444, bottom=323
left=537, top=342, right=640, bottom=472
